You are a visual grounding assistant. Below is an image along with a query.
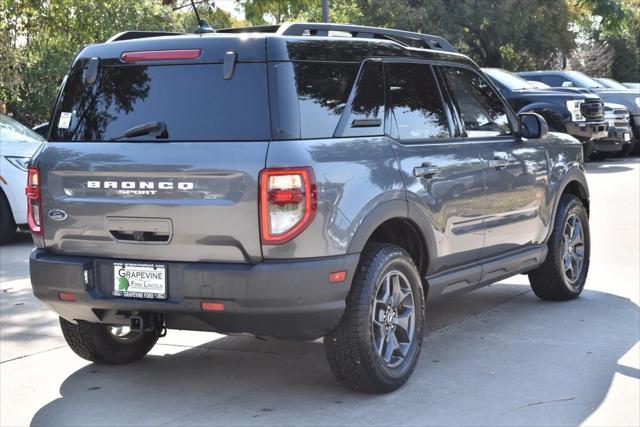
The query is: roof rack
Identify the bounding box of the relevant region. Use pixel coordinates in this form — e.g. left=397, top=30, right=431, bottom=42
left=107, top=31, right=184, bottom=43
left=216, top=25, right=281, bottom=34
left=218, top=22, right=457, bottom=53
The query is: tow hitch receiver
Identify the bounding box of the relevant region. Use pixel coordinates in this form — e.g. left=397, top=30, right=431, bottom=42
left=129, top=314, right=166, bottom=337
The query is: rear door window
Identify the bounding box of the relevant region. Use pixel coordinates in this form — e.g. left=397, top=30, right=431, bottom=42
left=50, top=63, right=270, bottom=142
left=440, top=67, right=512, bottom=137
left=386, top=62, right=450, bottom=142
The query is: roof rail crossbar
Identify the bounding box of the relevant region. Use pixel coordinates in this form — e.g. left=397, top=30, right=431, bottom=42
left=107, top=31, right=185, bottom=43
left=216, top=25, right=280, bottom=34
left=276, top=23, right=457, bottom=53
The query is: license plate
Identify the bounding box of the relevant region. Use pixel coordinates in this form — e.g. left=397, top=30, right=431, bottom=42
left=112, top=262, right=167, bottom=300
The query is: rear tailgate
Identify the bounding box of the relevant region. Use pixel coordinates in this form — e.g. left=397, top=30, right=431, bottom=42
left=34, top=35, right=269, bottom=263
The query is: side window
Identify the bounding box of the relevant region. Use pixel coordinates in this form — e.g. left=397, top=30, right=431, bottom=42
left=293, top=62, right=359, bottom=139
left=441, top=67, right=512, bottom=137
left=540, top=75, right=572, bottom=87
left=386, top=62, right=450, bottom=142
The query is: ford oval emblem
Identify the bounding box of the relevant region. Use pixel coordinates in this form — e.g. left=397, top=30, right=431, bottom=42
left=48, top=209, right=67, bottom=221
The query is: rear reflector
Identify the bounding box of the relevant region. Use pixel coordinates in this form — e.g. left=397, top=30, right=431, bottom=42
left=201, top=301, right=225, bottom=311
left=121, top=49, right=202, bottom=62
left=329, top=271, right=347, bottom=283
left=58, top=292, right=77, bottom=302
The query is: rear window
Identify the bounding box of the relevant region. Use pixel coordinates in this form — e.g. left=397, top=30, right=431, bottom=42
left=50, top=63, right=270, bottom=142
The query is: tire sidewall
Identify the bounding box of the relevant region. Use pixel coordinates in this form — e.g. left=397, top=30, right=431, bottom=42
left=358, top=247, right=425, bottom=383
left=552, top=197, right=591, bottom=295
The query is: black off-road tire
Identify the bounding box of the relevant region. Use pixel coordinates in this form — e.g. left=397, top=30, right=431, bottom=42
left=324, top=244, right=425, bottom=393
left=582, top=141, right=595, bottom=160
left=60, top=317, right=159, bottom=364
left=0, top=194, right=16, bottom=245
left=528, top=194, right=590, bottom=300
left=621, top=139, right=636, bottom=157
left=0, top=191, right=17, bottom=245
left=589, top=151, right=610, bottom=161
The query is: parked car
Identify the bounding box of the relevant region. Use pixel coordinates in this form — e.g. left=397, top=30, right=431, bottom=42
left=29, top=23, right=592, bottom=393
left=593, top=77, right=630, bottom=90
left=483, top=68, right=608, bottom=159
left=518, top=70, right=640, bottom=155
left=32, top=122, right=49, bottom=138
left=0, top=114, right=45, bottom=244
left=590, top=103, right=633, bottom=160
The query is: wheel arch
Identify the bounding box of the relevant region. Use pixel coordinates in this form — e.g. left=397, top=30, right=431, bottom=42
left=347, top=200, right=430, bottom=278
left=545, top=170, right=590, bottom=243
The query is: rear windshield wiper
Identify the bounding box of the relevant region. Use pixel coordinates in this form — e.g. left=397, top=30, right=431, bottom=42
left=110, top=121, right=168, bottom=141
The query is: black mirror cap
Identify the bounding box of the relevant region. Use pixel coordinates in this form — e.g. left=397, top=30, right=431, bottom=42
left=518, top=112, right=548, bottom=139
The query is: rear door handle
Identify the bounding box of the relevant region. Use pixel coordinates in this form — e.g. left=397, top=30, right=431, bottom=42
left=413, top=163, right=441, bottom=178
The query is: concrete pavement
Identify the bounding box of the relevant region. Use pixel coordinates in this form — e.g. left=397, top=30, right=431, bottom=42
left=1, top=158, right=638, bottom=426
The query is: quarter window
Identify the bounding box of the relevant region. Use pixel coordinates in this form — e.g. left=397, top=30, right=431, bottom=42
left=441, top=67, right=512, bottom=137
left=386, top=62, right=450, bottom=142
left=293, top=62, right=359, bottom=139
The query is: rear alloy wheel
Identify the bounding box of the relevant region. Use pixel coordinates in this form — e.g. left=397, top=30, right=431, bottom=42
left=372, top=270, right=416, bottom=368
left=529, top=194, right=590, bottom=300
left=324, top=244, right=425, bottom=393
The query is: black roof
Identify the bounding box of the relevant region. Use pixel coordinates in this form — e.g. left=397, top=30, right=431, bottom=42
left=75, top=22, right=473, bottom=67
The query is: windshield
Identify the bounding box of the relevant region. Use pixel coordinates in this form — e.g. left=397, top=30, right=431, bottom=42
left=0, top=114, right=45, bottom=143
left=50, top=63, right=270, bottom=142
left=596, top=78, right=628, bottom=90
left=565, top=71, right=605, bottom=89
left=483, top=68, right=536, bottom=91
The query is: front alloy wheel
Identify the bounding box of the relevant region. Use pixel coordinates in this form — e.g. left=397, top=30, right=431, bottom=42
left=561, top=214, right=586, bottom=285
left=529, top=194, right=590, bottom=300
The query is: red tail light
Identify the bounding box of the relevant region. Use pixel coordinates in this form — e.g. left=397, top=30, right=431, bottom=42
left=259, top=167, right=317, bottom=244
left=121, top=49, right=202, bottom=62
left=25, top=166, right=43, bottom=236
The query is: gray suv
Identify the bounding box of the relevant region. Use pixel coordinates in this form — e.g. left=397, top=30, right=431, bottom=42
left=29, top=23, right=591, bottom=393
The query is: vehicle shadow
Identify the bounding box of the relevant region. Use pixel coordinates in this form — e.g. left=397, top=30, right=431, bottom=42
left=586, top=157, right=639, bottom=174
left=29, top=286, right=639, bottom=426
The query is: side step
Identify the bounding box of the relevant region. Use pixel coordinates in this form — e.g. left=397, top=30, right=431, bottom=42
left=426, top=245, right=547, bottom=301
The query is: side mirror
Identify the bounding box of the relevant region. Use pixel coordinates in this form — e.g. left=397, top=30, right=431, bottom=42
left=561, top=81, right=574, bottom=87
left=518, top=112, right=548, bottom=140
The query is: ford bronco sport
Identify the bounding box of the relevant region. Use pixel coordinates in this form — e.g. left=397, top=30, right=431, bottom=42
left=29, top=23, right=591, bottom=393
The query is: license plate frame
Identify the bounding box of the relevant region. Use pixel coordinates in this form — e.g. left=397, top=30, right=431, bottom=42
left=112, top=262, right=167, bottom=300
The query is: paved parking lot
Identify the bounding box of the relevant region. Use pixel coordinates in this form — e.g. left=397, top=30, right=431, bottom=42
left=1, top=158, right=638, bottom=426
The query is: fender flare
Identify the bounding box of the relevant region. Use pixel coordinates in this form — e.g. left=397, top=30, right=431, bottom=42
left=347, top=199, right=408, bottom=254
left=545, top=165, right=590, bottom=243
left=346, top=198, right=435, bottom=276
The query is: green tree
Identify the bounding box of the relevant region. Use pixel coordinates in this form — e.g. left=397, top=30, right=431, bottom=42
left=240, top=0, right=318, bottom=24
left=353, top=0, right=576, bottom=70
left=0, top=0, right=242, bottom=126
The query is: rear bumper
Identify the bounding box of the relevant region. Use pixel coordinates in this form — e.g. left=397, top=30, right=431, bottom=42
left=30, top=249, right=359, bottom=340
left=564, top=120, right=608, bottom=141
